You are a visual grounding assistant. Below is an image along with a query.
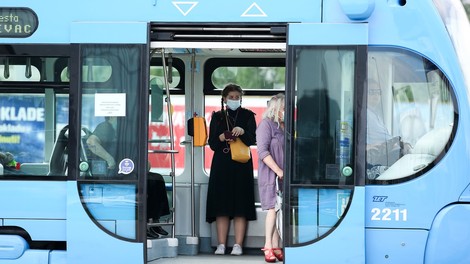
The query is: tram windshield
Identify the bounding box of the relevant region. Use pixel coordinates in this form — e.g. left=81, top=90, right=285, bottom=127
left=433, top=0, right=470, bottom=91
left=366, top=47, right=455, bottom=182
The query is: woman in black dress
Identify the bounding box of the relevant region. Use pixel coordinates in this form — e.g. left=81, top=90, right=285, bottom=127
left=206, top=84, right=257, bottom=256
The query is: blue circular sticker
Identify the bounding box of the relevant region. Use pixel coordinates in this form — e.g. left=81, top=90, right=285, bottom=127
left=118, top=158, right=134, bottom=175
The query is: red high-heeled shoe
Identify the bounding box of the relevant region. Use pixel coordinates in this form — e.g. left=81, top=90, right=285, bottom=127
left=261, top=248, right=276, bottom=263
left=273, top=248, right=284, bottom=261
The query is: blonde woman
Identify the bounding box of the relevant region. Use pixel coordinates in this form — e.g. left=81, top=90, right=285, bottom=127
left=256, top=93, right=285, bottom=262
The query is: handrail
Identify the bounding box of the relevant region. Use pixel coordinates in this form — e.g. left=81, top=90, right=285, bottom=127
left=160, top=48, right=177, bottom=239
left=190, top=49, right=197, bottom=237
left=148, top=150, right=179, bottom=154
left=148, top=139, right=172, bottom=143
left=148, top=222, right=175, bottom=227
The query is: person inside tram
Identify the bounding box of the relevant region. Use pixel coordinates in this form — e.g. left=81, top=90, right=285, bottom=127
left=366, top=79, right=410, bottom=179
left=256, top=93, right=285, bottom=263
left=87, top=116, right=170, bottom=238
left=86, top=116, right=118, bottom=176
left=206, top=83, right=257, bottom=256
left=147, top=162, right=170, bottom=238
left=295, top=88, right=338, bottom=183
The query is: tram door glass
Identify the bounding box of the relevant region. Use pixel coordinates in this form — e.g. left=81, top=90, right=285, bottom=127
left=289, top=47, right=356, bottom=244
left=78, top=45, right=144, bottom=240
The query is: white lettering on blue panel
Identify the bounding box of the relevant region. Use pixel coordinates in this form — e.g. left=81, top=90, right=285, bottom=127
left=371, top=208, right=408, bottom=221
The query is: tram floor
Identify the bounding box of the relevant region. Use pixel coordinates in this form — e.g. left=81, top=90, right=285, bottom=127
left=149, top=253, right=279, bottom=264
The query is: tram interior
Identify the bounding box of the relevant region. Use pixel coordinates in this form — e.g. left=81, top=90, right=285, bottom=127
left=146, top=44, right=286, bottom=258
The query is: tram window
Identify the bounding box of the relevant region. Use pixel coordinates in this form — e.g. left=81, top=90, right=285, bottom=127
left=148, top=58, right=185, bottom=176
left=61, top=58, right=112, bottom=83
left=211, top=66, right=285, bottom=90
left=433, top=0, right=470, bottom=89
left=1, top=57, right=70, bottom=83
left=149, top=67, right=181, bottom=89
left=204, top=58, right=285, bottom=92
left=0, top=93, right=69, bottom=177
left=0, top=93, right=45, bottom=160
left=0, top=55, right=70, bottom=177
left=149, top=57, right=185, bottom=90
left=150, top=79, right=164, bottom=122
left=366, top=48, right=455, bottom=182
left=82, top=58, right=111, bottom=83
left=0, top=65, right=40, bottom=81
left=148, top=94, right=186, bottom=176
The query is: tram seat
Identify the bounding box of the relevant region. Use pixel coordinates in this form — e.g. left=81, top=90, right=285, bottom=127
left=410, top=125, right=452, bottom=156
left=48, top=125, right=70, bottom=176
left=79, top=127, right=92, bottom=162
left=376, top=125, right=452, bottom=180
left=47, top=126, right=92, bottom=176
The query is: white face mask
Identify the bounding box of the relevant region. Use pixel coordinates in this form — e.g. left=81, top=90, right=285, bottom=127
left=279, top=111, right=285, bottom=122
left=226, top=99, right=241, bottom=110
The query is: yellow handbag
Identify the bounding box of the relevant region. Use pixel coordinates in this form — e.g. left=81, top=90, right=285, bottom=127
left=225, top=110, right=250, bottom=163
left=229, top=138, right=251, bottom=163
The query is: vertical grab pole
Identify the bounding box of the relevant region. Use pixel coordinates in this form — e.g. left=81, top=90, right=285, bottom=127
left=160, top=49, right=176, bottom=238
left=190, top=122, right=196, bottom=237
left=190, top=49, right=197, bottom=237
left=189, top=123, right=196, bottom=237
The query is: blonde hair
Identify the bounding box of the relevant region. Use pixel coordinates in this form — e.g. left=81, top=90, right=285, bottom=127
left=262, top=93, right=285, bottom=124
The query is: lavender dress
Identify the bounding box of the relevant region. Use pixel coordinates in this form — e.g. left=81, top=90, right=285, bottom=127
left=256, top=118, right=284, bottom=210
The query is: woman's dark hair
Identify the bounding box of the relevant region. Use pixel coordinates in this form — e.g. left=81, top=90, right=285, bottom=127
left=221, top=83, right=243, bottom=98
left=220, top=83, right=244, bottom=112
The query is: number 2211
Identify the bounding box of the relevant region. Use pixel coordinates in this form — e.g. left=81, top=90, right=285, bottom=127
left=371, top=208, right=407, bottom=221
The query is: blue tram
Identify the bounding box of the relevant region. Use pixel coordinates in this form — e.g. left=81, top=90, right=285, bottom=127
left=0, top=0, right=470, bottom=263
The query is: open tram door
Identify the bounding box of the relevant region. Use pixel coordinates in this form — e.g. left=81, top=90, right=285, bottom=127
left=67, top=22, right=149, bottom=264
left=283, top=23, right=367, bottom=263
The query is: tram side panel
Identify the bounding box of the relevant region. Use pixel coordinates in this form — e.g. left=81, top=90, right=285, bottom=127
left=0, top=181, right=67, bottom=263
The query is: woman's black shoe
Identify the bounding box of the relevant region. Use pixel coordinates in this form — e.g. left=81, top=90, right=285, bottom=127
left=149, top=226, right=168, bottom=237
left=147, top=229, right=160, bottom=239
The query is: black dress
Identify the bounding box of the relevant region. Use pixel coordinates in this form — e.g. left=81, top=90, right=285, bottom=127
left=206, top=107, right=257, bottom=223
